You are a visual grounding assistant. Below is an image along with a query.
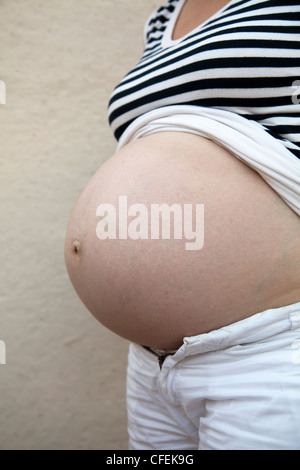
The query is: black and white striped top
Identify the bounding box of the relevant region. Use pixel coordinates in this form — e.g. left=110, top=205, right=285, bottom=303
left=108, top=0, right=300, bottom=159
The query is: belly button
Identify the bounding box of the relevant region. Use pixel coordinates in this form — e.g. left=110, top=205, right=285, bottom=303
left=72, top=240, right=81, bottom=256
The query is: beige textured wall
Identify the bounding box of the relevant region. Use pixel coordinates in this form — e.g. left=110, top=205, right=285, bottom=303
left=0, top=0, right=161, bottom=450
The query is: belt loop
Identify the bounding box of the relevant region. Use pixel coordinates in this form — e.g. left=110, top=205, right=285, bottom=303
left=289, top=303, right=300, bottom=330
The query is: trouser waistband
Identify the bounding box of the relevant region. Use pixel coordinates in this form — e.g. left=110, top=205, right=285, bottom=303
left=142, top=346, right=177, bottom=368
left=141, top=302, right=300, bottom=368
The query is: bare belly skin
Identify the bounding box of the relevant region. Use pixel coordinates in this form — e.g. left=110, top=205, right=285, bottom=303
left=64, top=132, right=300, bottom=349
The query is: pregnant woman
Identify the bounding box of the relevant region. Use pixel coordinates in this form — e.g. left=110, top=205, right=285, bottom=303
left=65, top=0, right=300, bottom=449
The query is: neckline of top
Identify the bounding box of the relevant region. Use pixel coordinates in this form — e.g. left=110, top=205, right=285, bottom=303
left=161, top=0, right=239, bottom=48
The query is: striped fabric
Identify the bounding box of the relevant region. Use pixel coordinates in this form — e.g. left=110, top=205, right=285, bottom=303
left=108, top=0, right=300, bottom=159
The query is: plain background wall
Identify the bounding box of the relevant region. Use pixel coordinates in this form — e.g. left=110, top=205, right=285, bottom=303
left=0, top=0, right=161, bottom=450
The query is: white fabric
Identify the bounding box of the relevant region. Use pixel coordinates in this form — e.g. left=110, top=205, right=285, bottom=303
left=117, top=105, right=300, bottom=216
left=127, top=302, right=300, bottom=450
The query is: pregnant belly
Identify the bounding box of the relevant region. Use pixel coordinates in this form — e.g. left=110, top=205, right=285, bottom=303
left=64, top=132, right=300, bottom=349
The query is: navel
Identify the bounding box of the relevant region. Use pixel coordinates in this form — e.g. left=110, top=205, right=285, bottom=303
left=72, top=239, right=81, bottom=256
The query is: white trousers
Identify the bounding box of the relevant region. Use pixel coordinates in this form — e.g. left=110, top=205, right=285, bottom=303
left=127, top=302, right=300, bottom=450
